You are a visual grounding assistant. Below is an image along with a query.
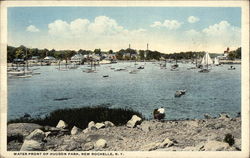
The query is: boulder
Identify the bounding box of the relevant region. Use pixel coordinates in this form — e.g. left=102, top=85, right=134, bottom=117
left=159, top=138, right=174, bottom=148
left=81, top=142, right=94, bottom=151
left=7, top=123, right=43, bottom=138
left=219, top=113, right=230, bottom=120
left=71, top=126, right=81, bottom=135
left=95, top=123, right=105, bottom=129
left=20, top=139, right=44, bottom=151
left=204, top=113, right=213, bottom=119
left=25, top=129, right=45, bottom=141
left=104, top=121, right=115, bottom=128
left=56, top=120, right=68, bottom=129
left=88, top=121, right=95, bottom=128
left=126, top=115, right=142, bottom=128
left=95, top=139, right=107, bottom=148
left=20, top=129, right=45, bottom=151
left=199, top=140, right=231, bottom=151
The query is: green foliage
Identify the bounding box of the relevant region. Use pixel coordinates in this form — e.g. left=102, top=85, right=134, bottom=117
left=8, top=106, right=144, bottom=129
left=224, top=133, right=235, bottom=146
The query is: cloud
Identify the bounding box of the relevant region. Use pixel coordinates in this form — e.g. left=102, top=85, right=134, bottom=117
left=26, top=25, right=40, bottom=32
left=150, top=20, right=182, bottom=30
left=187, top=16, right=200, bottom=23
left=183, top=20, right=241, bottom=52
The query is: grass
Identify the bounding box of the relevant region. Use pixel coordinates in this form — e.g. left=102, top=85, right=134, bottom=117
left=8, top=106, right=144, bottom=129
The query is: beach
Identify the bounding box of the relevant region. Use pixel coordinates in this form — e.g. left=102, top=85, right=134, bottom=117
left=7, top=113, right=241, bottom=151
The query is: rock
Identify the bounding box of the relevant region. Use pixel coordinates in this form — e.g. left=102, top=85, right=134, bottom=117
left=45, top=132, right=51, bottom=137
left=159, top=138, right=174, bottom=148
left=71, top=126, right=81, bottom=135
left=82, top=128, right=90, bottom=134
left=186, top=120, right=199, bottom=127
left=95, top=123, right=105, bottom=129
left=7, top=123, right=43, bottom=138
left=199, top=140, right=231, bottom=151
left=20, top=129, right=45, bottom=151
left=219, top=113, right=230, bottom=120
left=81, top=142, right=94, bottom=151
left=104, top=121, right=115, bottom=127
left=140, top=122, right=151, bottom=132
left=56, top=120, right=68, bottom=129
left=95, top=139, right=107, bottom=148
left=88, top=121, right=95, bottom=128
left=25, top=129, right=45, bottom=141
left=204, top=113, right=212, bottom=119
left=233, top=138, right=241, bottom=150
left=20, top=139, right=45, bottom=151
left=126, top=115, right=142, bottom=128
left=141, top=142, right=161, bottom=151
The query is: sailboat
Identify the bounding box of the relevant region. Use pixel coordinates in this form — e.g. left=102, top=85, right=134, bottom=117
left=214, top=57, right=220, bottom=66
left=199, top=52, right=213, bottom=73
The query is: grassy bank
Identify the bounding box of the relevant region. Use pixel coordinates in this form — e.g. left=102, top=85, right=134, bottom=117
left=8, top=106, right=144, bottom=129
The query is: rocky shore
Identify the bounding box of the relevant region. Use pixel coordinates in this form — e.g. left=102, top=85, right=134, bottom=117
left=7, top=113, right=241, bottom=151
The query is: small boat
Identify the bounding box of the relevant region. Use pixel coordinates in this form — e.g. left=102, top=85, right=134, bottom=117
left=103, top=75, right=109, bottom=78
left=199, top=69, right=210, bottom=73
left=137, top=66, right=144, bottom=69
left=214, top=57, right=220, bottom=66
left=175, top=89, right=186, bottom=97
left=115, top=68, right=127, bottom=71
left=228, top=66, right=236, bottom=70
left=16, top=74, right=32, bottom=78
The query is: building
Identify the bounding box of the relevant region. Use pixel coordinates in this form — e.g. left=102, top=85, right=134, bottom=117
left=70, top=54, right=84, bottom=64
left=44, top=56, right=56, bottom=63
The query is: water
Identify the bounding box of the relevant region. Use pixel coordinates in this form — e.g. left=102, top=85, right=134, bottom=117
left=7, top=62, right=241, bottom=120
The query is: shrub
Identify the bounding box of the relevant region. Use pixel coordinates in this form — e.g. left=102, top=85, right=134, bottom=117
left=8, top=106, right=144, bottom=129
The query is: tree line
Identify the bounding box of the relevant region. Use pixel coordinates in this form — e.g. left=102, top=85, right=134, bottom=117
left=7, top=45, right=241, bottom=62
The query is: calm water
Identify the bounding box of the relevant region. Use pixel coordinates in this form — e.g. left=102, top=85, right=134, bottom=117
left=8, top=62, right=241, bottom=120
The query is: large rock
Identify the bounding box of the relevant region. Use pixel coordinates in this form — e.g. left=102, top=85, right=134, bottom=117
left=20, top=140, right=44, bottom=151
left=204, top=113, right=213, bottom=119
left=95, top=123, right=105, bottom=129
left=20, top=129, right=45, bottom=151
left=25, top=129, right=45, bottom=141
left=159, top=138, right=174, bottom=148
left=95, top=139, right=107, bottom=148
left=126, top=115, right=142, bottom=128
left=199, top=140, right=231, bottom=151
left=88, top=121, right=97, bottom=130
left=81, top=142, right=94, bottom=151
left=71, top=126, right=81, bottom=135
left=8, top=123, right=43, bottom=138
left=104, top=121, right=115, bottom=128
left=56, top=120, right=68, bottom=129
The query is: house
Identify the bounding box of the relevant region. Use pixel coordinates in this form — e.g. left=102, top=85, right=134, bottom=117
left=44, top=56, right=56, bottom=63
left=28, top=56, right=40, bottom=63
left=71, top=54, right=83, bottom=64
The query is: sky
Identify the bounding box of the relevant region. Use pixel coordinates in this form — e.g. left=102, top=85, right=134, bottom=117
left=8, top=7, right=241, bottom=53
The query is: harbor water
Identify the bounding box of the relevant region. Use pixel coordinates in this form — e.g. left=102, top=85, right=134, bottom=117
left=7, top=62, right=241, bottom=120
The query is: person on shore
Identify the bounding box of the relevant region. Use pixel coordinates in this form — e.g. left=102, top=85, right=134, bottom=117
left=153, top=107, right=165, bottom=121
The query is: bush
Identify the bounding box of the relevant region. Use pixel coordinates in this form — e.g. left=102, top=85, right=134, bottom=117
left=8, top=106, right=144, bottom=129
left=224, top=133, right=235, bottom=146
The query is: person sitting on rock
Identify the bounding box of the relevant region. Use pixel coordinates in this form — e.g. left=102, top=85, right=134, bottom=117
left=153, top=107, right=165, bottom=120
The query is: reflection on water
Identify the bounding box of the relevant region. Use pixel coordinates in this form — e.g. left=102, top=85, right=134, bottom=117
left=8, top=62, right=241, bottom=120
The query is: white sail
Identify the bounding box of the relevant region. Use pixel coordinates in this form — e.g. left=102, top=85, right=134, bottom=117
left=214, top=57, right=219, bottom=65
left=201, top=52, right=213, bottom=66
